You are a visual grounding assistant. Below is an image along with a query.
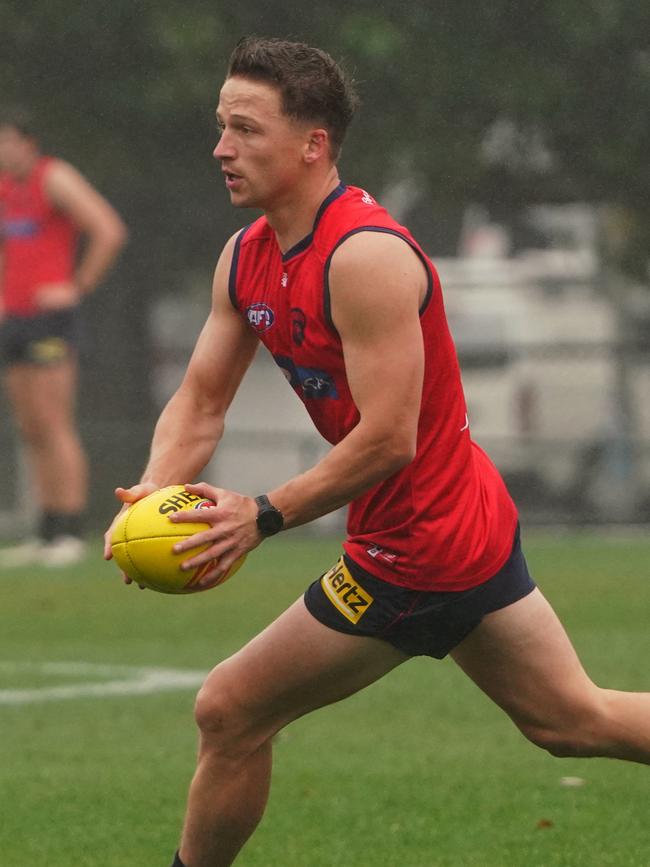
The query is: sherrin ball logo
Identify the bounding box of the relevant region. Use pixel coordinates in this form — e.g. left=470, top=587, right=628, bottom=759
left=194, top=499, right=213, bottom=511
left=111, top=485, right=246, bottom=594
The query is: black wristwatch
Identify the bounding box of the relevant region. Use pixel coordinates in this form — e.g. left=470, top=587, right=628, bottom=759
left=254, top=494, right=284, bottom=537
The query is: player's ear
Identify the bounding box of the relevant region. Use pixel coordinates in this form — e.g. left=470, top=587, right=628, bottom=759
left=303, top=129, right=329, bottom=164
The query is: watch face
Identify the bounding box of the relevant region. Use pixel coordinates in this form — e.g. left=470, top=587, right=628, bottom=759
left=258, top=506, right=283, bottom=536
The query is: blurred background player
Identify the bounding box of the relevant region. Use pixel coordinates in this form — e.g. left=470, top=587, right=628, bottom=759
left=0, top=106, right=127, bottom=567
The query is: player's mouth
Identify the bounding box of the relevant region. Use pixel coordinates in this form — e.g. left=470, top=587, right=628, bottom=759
left=223, top=170, right=243, bottom=190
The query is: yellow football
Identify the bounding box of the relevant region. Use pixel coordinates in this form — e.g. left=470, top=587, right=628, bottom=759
left=110, top=485, right=246, bottom=594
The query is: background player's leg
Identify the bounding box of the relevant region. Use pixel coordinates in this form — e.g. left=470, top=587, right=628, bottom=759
left=178, top=597, right=408, bottom=867
left=5, top=358, right=88, bottom=516
left=451, top=587, right=650, bottom=763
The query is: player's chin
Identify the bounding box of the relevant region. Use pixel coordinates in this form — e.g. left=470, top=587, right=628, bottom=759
left=228, top=185, right=261, bottom=209
left=229, top=192, right=255, bottom=209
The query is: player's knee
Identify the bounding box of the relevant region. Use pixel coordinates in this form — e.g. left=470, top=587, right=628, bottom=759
left=17, top=414, right=59, bottom=450
left=194, top=678, right=235, bottom=735
left=193, top=669, right=256, bottom=755
left=15, top=416, right=45, bottom=446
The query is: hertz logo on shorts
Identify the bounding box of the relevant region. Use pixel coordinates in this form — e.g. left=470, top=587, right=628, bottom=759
left=321, top=557, right=373, bottom=624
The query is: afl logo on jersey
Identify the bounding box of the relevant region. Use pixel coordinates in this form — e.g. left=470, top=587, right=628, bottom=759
left=246, top=302, right=275, bottom=333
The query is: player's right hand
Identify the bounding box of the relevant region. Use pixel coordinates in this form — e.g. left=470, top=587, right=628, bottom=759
left=103, top=483, right=159, bottom=584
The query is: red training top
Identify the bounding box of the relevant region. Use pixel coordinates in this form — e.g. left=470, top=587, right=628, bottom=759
left=0, top=156, right=78, bottom=315
left=229, top=183, right=518, bottom=591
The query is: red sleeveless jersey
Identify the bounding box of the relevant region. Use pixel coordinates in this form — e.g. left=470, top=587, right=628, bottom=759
left=229, top=184, right=518, bottom=591
left=0, top=157, right=78, bottom=315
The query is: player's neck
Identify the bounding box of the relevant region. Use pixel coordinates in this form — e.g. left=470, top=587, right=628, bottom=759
left=10, top=149, right=40, bottom=181
left=266, top=168, right=340, bottom=254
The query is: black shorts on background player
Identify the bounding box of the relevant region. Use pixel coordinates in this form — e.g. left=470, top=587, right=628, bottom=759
left=0, top=308, right=80, bottom=366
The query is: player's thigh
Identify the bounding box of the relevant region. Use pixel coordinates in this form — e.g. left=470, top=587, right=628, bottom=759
left=450, top=588, right=599, bottom=728
left=5, top=358, right=77, bottom=430
left=199, top=596, right=408, bottom=733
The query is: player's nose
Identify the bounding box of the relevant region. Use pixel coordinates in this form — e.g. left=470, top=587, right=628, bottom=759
left=214, top=133, right=234, bottom=160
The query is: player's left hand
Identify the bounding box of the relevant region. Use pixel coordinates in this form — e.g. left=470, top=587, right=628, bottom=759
left=35, top=281, right=80, bottom=310
left=169, top=482, right=261, bottom=589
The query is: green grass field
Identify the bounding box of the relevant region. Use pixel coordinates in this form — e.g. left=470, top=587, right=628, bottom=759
left=1, top=531, right=649, bottom=867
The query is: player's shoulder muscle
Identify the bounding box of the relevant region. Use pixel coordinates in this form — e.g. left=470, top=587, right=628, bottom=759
left=328, top=229, right=427, bottom=325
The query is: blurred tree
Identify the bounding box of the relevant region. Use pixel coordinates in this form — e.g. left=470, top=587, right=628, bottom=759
left=3, top=0, right=648, bottom=272
left=332, top=0, right=650, bottom=275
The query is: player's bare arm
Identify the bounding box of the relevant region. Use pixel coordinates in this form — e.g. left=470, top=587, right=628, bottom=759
left=267, top=230, right=427, bottom=526
left=140, top=237, right=259, bottom=489
left=170, top=231, right=428, bottom=586
left=41, top=159, right=127, bottom=307
left=103, top=234, right=259, bottom=561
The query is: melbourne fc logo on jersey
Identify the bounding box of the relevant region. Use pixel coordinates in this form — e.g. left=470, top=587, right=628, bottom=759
left=290, top=307, right=306, bottom=346
left=246, top=302, right=275, bottom=333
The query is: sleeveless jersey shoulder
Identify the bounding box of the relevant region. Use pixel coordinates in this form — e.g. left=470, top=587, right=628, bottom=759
left=315, top=185, right=436, bottom=327
left=314, top=184, right=411, bottom=250
left=228, top=217, right=275, bottom=310
left=25, top=156, right=57, bottom=209
left=33, top=155, right=55, bottom=186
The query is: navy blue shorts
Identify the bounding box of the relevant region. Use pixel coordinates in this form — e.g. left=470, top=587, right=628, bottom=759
left=0, top=309, right=80, bottom=366
left=304, top=525, right=536, bottom=658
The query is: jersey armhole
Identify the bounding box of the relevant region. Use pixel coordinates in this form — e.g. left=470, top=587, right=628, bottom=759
left=323, top=227, right=434, bottom=332
left=228, top=224, right=252, bottom=310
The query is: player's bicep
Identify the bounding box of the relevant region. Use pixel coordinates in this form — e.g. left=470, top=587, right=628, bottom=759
left=329, top=232, right=427, bottom=443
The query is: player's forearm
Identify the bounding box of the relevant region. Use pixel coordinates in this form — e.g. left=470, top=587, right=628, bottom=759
left=75, top=222, right=127, bottom=293
left=140, top=389, right=225, bottom=488
left=267, top=421, right=415, bottom=530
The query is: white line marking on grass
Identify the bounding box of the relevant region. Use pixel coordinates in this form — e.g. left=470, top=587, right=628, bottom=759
left=0, top=661, right=206, bottom=705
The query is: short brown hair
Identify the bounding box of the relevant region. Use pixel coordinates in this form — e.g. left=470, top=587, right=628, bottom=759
left=227, top=36, right=359, bottom=161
